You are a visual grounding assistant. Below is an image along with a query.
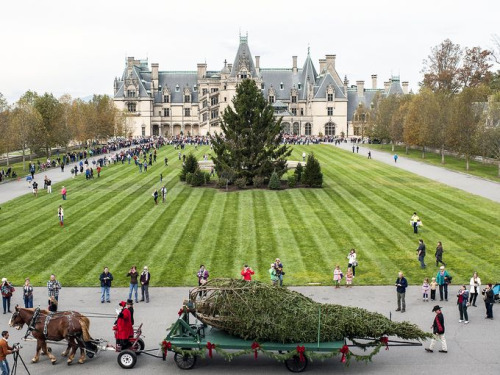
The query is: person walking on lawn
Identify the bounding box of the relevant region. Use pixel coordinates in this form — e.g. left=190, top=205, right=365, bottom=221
left=417, top=239, right=426, bottom=269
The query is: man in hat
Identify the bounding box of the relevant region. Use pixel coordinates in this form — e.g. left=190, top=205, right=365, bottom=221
left=114, top=301, right=133, bottom=350
left=425, top=305, right=447, bottom=353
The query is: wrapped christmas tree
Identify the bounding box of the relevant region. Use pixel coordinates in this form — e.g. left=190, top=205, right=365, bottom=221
left=189, top=279, right=431, bottom=343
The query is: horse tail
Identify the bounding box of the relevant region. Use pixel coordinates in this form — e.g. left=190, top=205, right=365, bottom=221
left=78, top=316, right=92, bottom=342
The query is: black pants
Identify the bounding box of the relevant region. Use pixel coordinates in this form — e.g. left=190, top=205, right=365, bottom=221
left=431, top=289, right=436, bottom=300
left=469, top=293, right=478, bottom=306
left=413, top=222, right=418, bottom=233
left=439, top=284, right=448, bottom=300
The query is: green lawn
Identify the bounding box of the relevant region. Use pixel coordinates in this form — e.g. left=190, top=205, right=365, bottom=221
left=1, top=145, right=499, bottom=288
left=368, top=144, right=500, bottom=182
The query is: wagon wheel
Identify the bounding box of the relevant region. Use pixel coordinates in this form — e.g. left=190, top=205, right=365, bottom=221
left=86, top=351, right=94, bottom=359
left=174, top=352, right=197, bottom=370
left=117, top=349, right=137, bottom=369
left=284, top=355, right=308, bottom=373
left=133, top=338, right=145, bottom=355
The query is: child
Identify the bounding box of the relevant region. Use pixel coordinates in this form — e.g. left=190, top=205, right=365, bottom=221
left=345, top=268, right=353, bottom=287
left=48, top=296, right=58, bottom=313
left=333, top=265, right=343, bottom=289
left=422, top=278, right=430, bottom=302
left=430, top=277, right=438, bottom=301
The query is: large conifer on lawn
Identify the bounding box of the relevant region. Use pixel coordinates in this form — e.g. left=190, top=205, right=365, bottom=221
left=211, top=79, right=291, bottom=182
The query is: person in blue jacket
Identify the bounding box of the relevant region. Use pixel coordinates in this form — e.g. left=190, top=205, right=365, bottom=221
left=395, top=271, right=408, bottom=313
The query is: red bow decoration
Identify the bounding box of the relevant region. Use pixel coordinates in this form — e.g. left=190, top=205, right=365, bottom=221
left=206, top=342, right=216, bottom=358
left=178, top=308, right=184, bottom=316
left=296, top=345, right=306, bottom=362
left=339, top=345, right=349, bottom=363
left=380, top=337, right=389, bottom=350
left=161, top=340, right=172, bottom=356
left=251, top=342, right=260, bottom=359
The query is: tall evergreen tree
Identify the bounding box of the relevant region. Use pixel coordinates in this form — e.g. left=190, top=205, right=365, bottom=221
left=211, top=79, right=291, bottom=182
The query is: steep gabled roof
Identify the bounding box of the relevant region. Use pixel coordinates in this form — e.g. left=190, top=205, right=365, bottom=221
left=230, top=35, right=257, bottom=78
left=314, top=72, right=346, bottom=100
left=299, top=52, right=318, bottom=100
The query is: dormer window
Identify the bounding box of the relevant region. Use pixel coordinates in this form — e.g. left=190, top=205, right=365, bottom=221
left=280, top=82, right=284, bottom=90
left=298, top=83, right=302, bottom=90
left=269, top=96, right=275, bottom=103
left=184, top=95, right=191, bottom=103
left=175, top=85, right=180, bottom=92
left=327, top=93, right=333, bottom=101
left=240, top=72, right=247, bottom=79
left=163, top=95, right=170, bottom=103
left=193, top=85, right=197, bottom=92
left=127, top=90, right=136, bottom=98
left=291, top=95, right=297, bottom=103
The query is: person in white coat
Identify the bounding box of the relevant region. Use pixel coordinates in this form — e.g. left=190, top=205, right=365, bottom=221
left=469, top=272, right=481, bottom=307
left=347, top=249, right=357, bottom=277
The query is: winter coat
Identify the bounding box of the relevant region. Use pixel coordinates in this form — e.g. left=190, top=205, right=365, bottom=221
left=115, top=308, right=133, bottom=339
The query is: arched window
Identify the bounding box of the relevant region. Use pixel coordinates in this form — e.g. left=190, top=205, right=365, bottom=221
left=325, top=122, right=336, bottom=136
left=305, top=123, right=312, bottom=136
left=293, top=122, right=300, bottom=135
left=282, top=122, right=291, bottom=134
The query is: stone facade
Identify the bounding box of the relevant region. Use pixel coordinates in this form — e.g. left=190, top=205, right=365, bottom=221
left=113, top=35, right=406, bottom=137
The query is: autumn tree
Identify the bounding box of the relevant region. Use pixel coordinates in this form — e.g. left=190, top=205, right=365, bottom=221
left=458, top=47, right=493, bottom=88
left=448, top=86, right=489, bottom=170
left=403, top=88, right=439, bottom=158
left=58, top=94, right=75, bottom=149
left=421, top=39, right=462, bottom=93
left=33, top=93, right=63, bottom=156
left=10, top=98, right=43, bottom=170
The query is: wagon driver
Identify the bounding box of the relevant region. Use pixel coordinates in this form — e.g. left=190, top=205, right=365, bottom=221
left=114, top=301, right=134, bottom=350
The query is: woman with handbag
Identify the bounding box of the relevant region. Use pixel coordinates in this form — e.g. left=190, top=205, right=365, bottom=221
left=347, top=249, right=358, bottom=277
left=469, top=272, right=481, bottom=307
left=457, top=285, right=469, bottom=324
left=0, top=278, right=14, bottom=314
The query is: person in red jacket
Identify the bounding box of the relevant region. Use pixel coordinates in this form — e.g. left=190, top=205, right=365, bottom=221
left=241, top=265, right=255, bottom=281
left=114, top=301, right=133, bottom=350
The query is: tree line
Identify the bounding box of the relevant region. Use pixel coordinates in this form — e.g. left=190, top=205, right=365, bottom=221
left=0, top=91, right=129, bottom=169
left=365, top=39, right=500, bottom=175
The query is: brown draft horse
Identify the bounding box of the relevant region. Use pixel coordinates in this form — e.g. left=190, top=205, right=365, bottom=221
left=9, top=306, right=92, bottom=365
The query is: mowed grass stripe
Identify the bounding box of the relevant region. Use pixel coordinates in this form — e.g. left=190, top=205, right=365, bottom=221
left=58, top=169, right=185, bottom=285
left=252, top=190, right=277, bottom=278
left=235, top=191, right=259, bottom=277
left=277, top=189, right=332, bottom=283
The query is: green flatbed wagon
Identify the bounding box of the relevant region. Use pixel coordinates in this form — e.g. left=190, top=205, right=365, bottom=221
left=163, top=310, right=419, bottom=373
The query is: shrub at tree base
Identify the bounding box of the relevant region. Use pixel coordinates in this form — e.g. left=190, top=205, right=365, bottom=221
left=287, top=174, right=297, bottom=188
left=191, top=170, right=206, bottom=187
left=268, top=171, right=281, bottom=190
left=303, top=153, right=323, bottom=187
left=204, top=172, right=211, bottom=185
left=185, top=172, right=194, bottom=185
left=294, top=163, right=304, bottom=183
left=235, top=177, right=247, bottom=189
left=190, top=279, right=432, bottom=343
left=253, top=176, right=265, bottom=188
left=216, top=178, right=228, bottom=189
left=179, top=153, right=199, bottom=181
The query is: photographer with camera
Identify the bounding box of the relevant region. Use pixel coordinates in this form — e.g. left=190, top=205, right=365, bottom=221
left=0, top=331, right=18, bottom=375
left=241, top=265, right=255, bottom=281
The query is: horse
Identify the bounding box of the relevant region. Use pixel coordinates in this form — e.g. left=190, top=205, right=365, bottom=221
left=9, top=306, right=92, bottom=365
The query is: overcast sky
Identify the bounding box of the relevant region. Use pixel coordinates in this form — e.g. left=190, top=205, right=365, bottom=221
left=1, top=0, right=499, bottom=103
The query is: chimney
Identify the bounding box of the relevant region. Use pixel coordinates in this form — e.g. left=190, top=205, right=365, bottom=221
left=255, top=56, right=260, bottom=74
left=292, top=56, right=297, bottom=73
left=325, top=54, right=336, bottom=74
left=343, top=76, right=349, bottom=95
left=402, top=81, right=409, bottom=95
left=151, top=63, right=159, bottom=93
left=384, top=81, right=391, bottom=93
left=356, top=81, right=365, bottom=97
left=371, top=74, right=377, bottom=89
left=197, top=63, right=207, bottom=79
left=319, top=59, right=327, bottom=73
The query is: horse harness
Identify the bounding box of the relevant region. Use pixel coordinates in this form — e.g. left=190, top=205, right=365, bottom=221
left=24, top=308, right=82, bottom=341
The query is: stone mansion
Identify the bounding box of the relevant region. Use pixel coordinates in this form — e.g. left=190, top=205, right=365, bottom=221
left=113, top=35, right=408, bottom=138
